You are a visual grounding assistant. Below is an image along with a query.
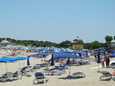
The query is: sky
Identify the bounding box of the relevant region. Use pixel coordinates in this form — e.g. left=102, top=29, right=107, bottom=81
left=0, top=0, right=115, bottom=43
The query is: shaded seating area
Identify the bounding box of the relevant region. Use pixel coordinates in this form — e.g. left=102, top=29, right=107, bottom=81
left=33, top=72, right=49, bottom=84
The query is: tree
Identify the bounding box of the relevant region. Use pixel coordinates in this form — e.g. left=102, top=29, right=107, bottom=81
left=105, top=35, right=113, bottom=49
left=114, top=36, right=115, bottom=40
left=88, top=41, right=104, bottom=49
left=84, top=43, right=91, bottom=49
left=59, top=40, right=72, bottom=48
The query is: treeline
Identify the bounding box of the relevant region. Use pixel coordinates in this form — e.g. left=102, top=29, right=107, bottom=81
left=0, top=37, right=72, bottom=48
left=0, top=35, right=115, bottom=50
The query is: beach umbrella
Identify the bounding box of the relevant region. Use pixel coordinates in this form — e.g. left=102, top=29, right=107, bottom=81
left=16, top=56, right=28, bottom=60
left=36, top=53, right=49, bottom=59
left=54, top=53, right=82, bottom=59
left=111, top=50, right=115, bottom=53
left=0, top=57, right=16, bottom=62
left=15, top=56, right=29, bottom=68
left=110, top=53, right=115, bottom=57
left=96, top=50, right=106, bottom=54
left=28, top=54, right=40, bottom=65
left=94, top=48, right=101, bottom=51
left=71, top=50, right=85, bottom=54
left=36, top=53, right=48, bottom=56
left=107, top=49, right=114, bottom=52
left=0, top=57, right=17, bottom=72
left=28, top=54, right=40, bottom=58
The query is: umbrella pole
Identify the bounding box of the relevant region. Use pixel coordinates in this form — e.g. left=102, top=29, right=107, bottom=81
left=97, top=63, right=100, bottom=73
left=33, top=57, right=35, bottom=65
left=6, top=62, right=8, bottom=72
left=19, top=60, right=21, bottom=68
left=69, top=66, right=71, bottom=76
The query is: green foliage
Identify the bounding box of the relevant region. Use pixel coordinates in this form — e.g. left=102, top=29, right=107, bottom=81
left=105, top=35, right=113, bottom=42
left=0, top=36, right=114, bottom=49
left=84, top=41, right=104, bottom=49
left=90, top=41, right=103, bottom=49
left=114, top=36, right=115, bottom=40
left=59, top=40, right=72, bottom=48
left=84, top=43, right=91, bottom=49
left=0, top=38, right=5, bottom=42
left=105, top=35, right=113, bottom=49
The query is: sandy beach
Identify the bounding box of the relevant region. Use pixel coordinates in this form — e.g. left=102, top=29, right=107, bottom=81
left=0, top=50, right=115, bottom=86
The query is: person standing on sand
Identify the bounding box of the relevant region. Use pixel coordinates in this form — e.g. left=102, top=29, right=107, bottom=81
left=101, top=55, right=105, bottom=68
left=105, top=54, right=110, bottom=68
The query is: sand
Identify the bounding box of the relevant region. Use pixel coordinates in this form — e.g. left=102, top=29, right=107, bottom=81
left=0, top=50, right=115, bottom=86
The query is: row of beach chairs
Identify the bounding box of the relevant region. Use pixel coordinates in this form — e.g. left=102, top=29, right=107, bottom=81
left=0, top=69, right=22, bottom=82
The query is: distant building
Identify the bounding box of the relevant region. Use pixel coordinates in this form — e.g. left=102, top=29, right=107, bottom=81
left=110, top=44, right=115, bottom=48
left=73, top=39, right=83, bottom=42
left=72, top=39, right=84, bottom=50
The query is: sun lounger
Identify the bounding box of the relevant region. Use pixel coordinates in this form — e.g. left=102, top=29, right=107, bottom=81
left=42, top=71, right=53, bottom=75
left=110, top=62, right=115, bottom=69
left=21, top=66, right=34, bottom=76
left=33, top=72, right=49, bottom=84
left=72, top=72, right=85, bottom=78
left=13, top=69, right=22, bottom=79
left=42, top=69, right=65, bottom=75
left=100, top=71, right=115, bottom=81
left=1, top=72, right=16, bottom=82
left=33, top=65, right=41, bottom=69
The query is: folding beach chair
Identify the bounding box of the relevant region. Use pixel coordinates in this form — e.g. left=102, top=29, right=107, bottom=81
left=33, top=72, right=49, bottom=84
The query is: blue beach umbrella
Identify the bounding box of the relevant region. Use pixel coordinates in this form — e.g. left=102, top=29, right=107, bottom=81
left=0, top=57, right=16, bottom=62
left=37, top=53, right=48, bottom=56
left=53, top=53, right=82, bottom=59
left=60, top=53, right=83, bottom=58
left=28, top=54, right=40, bottom=57
left=0, top=57, right=17, bottom=72
left=110, top=53, right=115, bottom=57
left=16, top=56, right=29, bottom=60
left=111, top=50, right=115, bottom=53
left=71, top=50, right=85, bottom=54
left=107, top=49, right=114, bottom=52
left=96, top=50, right=106, bottom=54
left=28, top=54, right=41, bottom=65
left=15, top=56, right=29, bottom=68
